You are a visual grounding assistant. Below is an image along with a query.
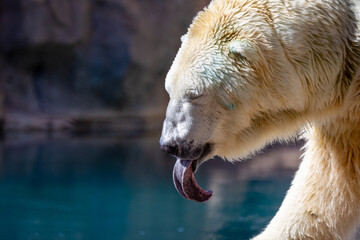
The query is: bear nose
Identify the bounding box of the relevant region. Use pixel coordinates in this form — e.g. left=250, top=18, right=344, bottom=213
left=160, top=144, right=179, bottom=156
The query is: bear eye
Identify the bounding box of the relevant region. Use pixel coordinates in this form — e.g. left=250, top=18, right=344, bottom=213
left=188, top=93, right=204, bottom=101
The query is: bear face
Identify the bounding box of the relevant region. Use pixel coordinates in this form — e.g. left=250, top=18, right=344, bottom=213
left=160, top=1, right=309, bottom=164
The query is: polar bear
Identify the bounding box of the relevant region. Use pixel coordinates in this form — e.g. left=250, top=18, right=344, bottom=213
left=160, top=0, right=360, bottom=239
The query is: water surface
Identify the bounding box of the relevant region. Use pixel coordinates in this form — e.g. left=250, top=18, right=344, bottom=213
left=0, top=136, right=302, bottom=240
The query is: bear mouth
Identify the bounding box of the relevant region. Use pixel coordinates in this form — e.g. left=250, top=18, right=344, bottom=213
left=172, top=143, right=213, bottom=202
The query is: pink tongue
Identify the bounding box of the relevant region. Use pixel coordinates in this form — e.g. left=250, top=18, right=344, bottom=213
left=172, top=159, right=213, bottom=202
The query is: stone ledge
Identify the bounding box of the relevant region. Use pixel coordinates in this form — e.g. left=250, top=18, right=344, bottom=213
left=4, top=110, right=165, bottom=138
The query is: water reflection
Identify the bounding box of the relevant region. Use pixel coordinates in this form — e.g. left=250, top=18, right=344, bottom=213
left=0, top=136, right=302, bottom=240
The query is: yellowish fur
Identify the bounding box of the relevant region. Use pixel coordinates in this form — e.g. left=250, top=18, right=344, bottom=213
left=164, top=0, right=360, bottom=238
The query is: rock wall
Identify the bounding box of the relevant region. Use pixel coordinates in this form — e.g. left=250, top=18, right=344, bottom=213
left=0, top=0, right=210, bottom=135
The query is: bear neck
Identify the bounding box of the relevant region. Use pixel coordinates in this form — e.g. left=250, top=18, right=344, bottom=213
left=254, top=85, right=360, bottom=239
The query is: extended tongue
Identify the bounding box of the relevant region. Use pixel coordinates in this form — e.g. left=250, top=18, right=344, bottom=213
left=172, top=159, right=213, bottom=202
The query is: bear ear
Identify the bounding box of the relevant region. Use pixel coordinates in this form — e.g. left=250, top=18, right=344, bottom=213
left=229, top=39, right=258, bottom=61
left=181, top=34, right=188, bottom=43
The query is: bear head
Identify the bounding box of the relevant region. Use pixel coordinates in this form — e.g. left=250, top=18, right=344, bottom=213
left=159, top=0, right=354, bottom=201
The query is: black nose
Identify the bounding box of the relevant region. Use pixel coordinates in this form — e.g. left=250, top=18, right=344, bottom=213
left=160, top=144, right=179, bottom=156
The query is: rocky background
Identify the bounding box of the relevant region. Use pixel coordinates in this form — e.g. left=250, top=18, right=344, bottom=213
left=0, top=0, right=210, bottom=137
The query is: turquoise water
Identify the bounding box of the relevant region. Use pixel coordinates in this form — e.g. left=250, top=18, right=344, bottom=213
left=0, top=136, right=300, bottom=240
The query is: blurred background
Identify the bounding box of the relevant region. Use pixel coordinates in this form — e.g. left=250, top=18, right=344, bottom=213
left=0, top=0, right=212, bottom=134
left=0, top=1, right=303, bottom=240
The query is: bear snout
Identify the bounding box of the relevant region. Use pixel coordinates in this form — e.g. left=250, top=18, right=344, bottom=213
left=160, top=139, right=213, bottom=161
left=160, top=144, right=179, bottom=156
left=160, top=140, right=198, bottom=159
